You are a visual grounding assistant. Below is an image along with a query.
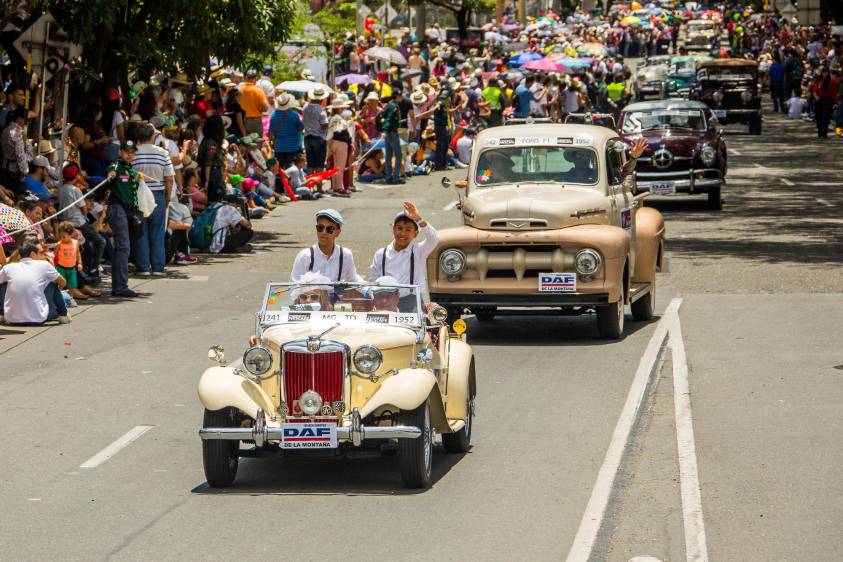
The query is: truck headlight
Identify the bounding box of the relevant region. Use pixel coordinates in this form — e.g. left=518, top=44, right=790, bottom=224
left=575, top=249, right=602, bottom=276
left=299, top=390, right=323, bottom=416
left=713, top=90, right=724, bottom=102
left=353, top=345, right=382, bottom=374
left=243, top=346, right=272, bottom=377
left=439, top=249, right=466, bottom=276
left=701, top=145, right=717, bottom=166
left=667, top=81, right=677, bottom=91
left=740, top=90, right=753, bottom=102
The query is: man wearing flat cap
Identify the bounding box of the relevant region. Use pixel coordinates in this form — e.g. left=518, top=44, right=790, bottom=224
left=290, top=209, right=362, bottom=283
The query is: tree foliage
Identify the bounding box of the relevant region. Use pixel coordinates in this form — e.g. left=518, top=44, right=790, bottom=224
left=421, top=0, right=495, bottom=37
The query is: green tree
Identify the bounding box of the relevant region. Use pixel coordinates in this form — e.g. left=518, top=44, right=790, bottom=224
left=420, top=0, right=495, bottom=38
left=37, top=0, right=296, bottom=96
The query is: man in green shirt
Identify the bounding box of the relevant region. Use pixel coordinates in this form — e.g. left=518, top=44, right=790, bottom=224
left=105, top=141, right=140, bottom=298
left=381, top=91, right=404, bottom=184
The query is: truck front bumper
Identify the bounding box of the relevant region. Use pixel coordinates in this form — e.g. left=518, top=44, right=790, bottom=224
left=431, top=292, right=610, bottom=308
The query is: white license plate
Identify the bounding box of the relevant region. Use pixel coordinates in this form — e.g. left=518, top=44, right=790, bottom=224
left=649, top=182, right=676, bottom=195
left=539, top=273, right=577, bottom=293
left=279, top=423, right=338, bottom=449
left=712, top=109, right=727, bottom=118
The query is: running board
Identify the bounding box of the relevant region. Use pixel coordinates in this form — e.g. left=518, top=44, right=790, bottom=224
left=629, top=282, right=652, bottom=303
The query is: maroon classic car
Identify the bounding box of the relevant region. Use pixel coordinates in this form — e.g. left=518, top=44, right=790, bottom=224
left=620, top=99, right=727, bottom=210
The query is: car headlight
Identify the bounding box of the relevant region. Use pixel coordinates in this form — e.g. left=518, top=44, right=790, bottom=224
left=575, top=249, right=602, bottom=276
left=353, top=344, right=383, bottom=374
left=299, top=390, right=323, bottom=416
left=701, top=145, right=717, bottom=166
left=243, top=346, right=273, bottom=377
left=667, top=81, right=676, bottom=90
left=439, top=249, right=466, bottom=276
left=713, top=90, right=724, bottom=102
left=740, top=90, right=752, bottom=102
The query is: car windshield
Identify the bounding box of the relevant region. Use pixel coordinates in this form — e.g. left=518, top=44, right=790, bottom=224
left=688, top=22, right=715, bottom=32
left=670, top=60, right=696, bottom=75
left=700, top=66, right=756, bottom=80
left=475, top=146, right=598, bottom=186
left=622, top=109, right=706, bottom=133
left=260, top=282, right=422, bottom=327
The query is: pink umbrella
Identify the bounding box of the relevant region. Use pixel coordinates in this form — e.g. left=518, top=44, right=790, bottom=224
left=523, top=58, right=566, bottom=71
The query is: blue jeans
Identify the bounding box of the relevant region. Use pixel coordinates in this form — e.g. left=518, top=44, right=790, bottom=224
left=133, top=190, right=167, bottom=273
left=0, top=281, right=67, bottom=322
left=108, top=202, right=131, bottom=293
left=383, top=131, right=402, bottom=181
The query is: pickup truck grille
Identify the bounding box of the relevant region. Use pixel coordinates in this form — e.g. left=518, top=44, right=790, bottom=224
left=283, top=350, right=344, bottom=415
left=464, top=245, right=569, bottom=281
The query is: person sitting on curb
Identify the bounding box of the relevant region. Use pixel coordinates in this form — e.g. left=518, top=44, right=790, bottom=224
left=0, top=240, right=71, bottom=325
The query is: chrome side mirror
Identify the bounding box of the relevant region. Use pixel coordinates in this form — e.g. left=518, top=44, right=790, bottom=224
left=441, top=177, right=452, bottom=189
left=208, top=345, right=226, bottom=364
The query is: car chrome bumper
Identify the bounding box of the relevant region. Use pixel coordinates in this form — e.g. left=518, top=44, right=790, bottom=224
left=199, top=408, right=421, bottom=447
left=635, top=169, right=723, bottom=195
left=430, top=292, right=610, bottom=307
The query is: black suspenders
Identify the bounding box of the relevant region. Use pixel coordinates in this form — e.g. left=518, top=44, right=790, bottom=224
left=381, top=245, right=414, bottom=284
left=308, top=245, right=344, bottom=281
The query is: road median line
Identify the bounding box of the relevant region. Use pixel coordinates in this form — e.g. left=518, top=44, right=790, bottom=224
left=79, top=425, right=154, bottom=469
left=565, top=297, right=683, bottom=562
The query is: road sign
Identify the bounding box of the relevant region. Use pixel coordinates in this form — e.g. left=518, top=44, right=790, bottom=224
left=12, top=12, right=81, bottom=83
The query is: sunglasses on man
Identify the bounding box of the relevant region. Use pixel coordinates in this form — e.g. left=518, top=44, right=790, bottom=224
left=315, top=224, right=337, bottom=234
left=299, top=293, right=322, bottom=302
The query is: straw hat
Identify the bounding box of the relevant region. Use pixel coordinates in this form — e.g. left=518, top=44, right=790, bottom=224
left=170, top=73, right=192, bottom=85
left=195, top=83, right=210, bottom=95
left=418, top=83, right=435, bottom=97
left=308, top=86, right=330, bottom=101
left=427, top=77, right=440, bottom=88
left=409, top=90, right=427, bottom=105
left=330, top=97, right=351, bottom=110
left=364, top=91, right=380, bottom=103
left=276, top=93, right=294, bottom=110
left=38, top=139, right=56, bottom=156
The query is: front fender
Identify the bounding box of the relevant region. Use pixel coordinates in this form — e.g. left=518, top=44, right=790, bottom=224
left=445, top=339, right=475, bottom=421
left=197, top=366, right=275, bottom=420
left=359, top=369, right=448, bottom=431
left=633, top=206, right=665, bottom=283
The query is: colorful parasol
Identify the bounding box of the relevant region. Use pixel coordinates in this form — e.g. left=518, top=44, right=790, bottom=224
left=523, top=58, right=566, bottom=72
left=0, top=204, right=30, bottom=233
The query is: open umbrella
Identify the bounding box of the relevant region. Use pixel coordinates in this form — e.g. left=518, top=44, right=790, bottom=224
left=523, top=58, right=566, bottom=72
left=620, top=16, right=641, bottom=26
left=334, top=73, right=371, bottom=86
left=508, top=51, right=543, bottom=67
left=364, top=46, right=407, bottom=66
left=552, top=57, right=592, bottom=70
left=278, top=80, right=334, bottom=94
left=0, top=204, right=30, bottom=233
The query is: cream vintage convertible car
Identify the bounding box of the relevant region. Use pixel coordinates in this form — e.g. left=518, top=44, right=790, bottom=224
left=197, top=280, right=476, bottom=489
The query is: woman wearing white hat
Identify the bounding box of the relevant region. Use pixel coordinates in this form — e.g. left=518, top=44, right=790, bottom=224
left=326, top=98, right=353, bottom=197
left=303, top=87, right=330, bottom=173
left=267, top=93, right=304, bottom=169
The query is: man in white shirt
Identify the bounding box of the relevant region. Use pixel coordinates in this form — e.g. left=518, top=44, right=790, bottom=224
left=290, top=209, right=361, bottom=282
left=785, top=95, right=807, bottom=119
left=0, top=241, right=70, bottom=324
left=131, top=123, right=175, bottom=275
left=210, top=194, right=253, bottom=253
left=257, top=66, right=276, bottom=116
left=456, top=129, right=474, bottom=164
left=368, top=201, right=439, bottom=310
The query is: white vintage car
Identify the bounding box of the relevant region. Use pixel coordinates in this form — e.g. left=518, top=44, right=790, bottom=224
left=197, top=281, right=476, bottom=488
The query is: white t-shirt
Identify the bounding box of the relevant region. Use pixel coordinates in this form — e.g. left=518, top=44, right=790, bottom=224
left=456, top=136, right=473, bottom=164
left=0, top=258, right=60, bottom=324
left=257, top=77, right=275, bottom=114
left=156, top=136, right=183, bottom=171
left=210, top=204, right=245, bottom=253
left=786, top=97, right=806, bottom=119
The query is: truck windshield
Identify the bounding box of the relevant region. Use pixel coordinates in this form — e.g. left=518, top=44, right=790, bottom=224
left=475, top=146, right=598, bottom=186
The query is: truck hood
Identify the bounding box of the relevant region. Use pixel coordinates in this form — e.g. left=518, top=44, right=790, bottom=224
left=463, top=185, right=611, bottom=230
left=262, top=321, right=418, bottom=352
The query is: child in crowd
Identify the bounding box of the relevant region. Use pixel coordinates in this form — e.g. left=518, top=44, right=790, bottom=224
left=185, top=169, right=207, bottom=212
left=54, top=221, right=98, bottom=300
left=785, top=90, right=808, bottom=119
left=285, top=153, right=323, bottom=199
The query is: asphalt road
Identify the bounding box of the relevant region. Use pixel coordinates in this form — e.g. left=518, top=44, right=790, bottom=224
left=1, top=104, right=841, bottom=562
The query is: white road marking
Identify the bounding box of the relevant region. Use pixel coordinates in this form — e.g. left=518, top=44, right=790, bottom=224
left=79, top=425, right=153, bottom=469
left=728, top=148, right=741, bottom=156
left=753, top=163, right=764, bottom=169
left=565, top=298, right=684, bottom=562
left=816, top=198, right=834, bottom=207
left=670, top=319, right=709, bottom=562
left=443, top=200, right=460, bottom=211
left=780, top=178, right=795, bottom=186
left=370, top=184, right=394, bottom=190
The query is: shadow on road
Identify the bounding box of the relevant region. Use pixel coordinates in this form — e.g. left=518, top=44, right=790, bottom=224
left=191, top=446, right=469, bottom=496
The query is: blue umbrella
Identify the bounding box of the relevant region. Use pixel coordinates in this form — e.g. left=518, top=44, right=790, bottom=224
left=555, top=57, right=592, bottom=69
left=508, top=51, right=543, bottom=67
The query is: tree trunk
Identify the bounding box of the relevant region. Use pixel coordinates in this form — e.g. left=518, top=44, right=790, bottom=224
left=416, top=1, right=426, bottom=42
left=456, top=6, right=469, bottom=39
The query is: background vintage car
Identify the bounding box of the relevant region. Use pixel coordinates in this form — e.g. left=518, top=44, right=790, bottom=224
left=620, top=100, right=727, bottom=210
left=661, top=55, right=712, bottom=99
left=634, top=55, right=672, bottom=100
left=690, top=58, right=762, bottom=135
left=428, top=124, right=665, bottom=340
left=197, top=283, right=476, bottom=489
left=681, top=19, right=719, bottom=51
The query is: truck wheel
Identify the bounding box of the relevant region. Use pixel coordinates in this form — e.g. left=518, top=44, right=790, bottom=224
left=202, top=408, right=240, bottom=488
left=597, top=298, right=625, bottom=340
left=442, top=379, right=474, bottom=454
left=749, top=114, right=762, bottom=135
left=707, top=185, right=722, bottom=210
left=474, top=307, right=496, bottom=322
left=631, top=278, right=656, bottom=321
left=399, top=398, right=433, bottom=488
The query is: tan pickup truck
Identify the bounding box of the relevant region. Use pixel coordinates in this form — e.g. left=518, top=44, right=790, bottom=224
left=428, top=124, right=665, bottom=339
